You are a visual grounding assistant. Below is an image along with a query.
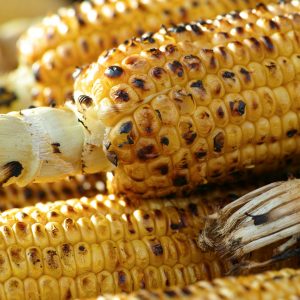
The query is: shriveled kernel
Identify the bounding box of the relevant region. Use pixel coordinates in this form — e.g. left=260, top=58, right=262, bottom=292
left=169, top=87, right=196, bottom=115
left=193, top=107, right=215, bottom=137
left=134, top=105, right=161, bottom=136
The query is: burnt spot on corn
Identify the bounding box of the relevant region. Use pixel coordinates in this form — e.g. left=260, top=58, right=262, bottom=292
left=269, top=19, right=280, bottom=30
left=188, top=203, right=198, bottom=216
left=147, top=48, right=163, bottom=59
left=151, top=241, right=164, bottom=256
left=137, top=145, right=159, bottom=160
left=132, top=78, right=147, bottom=90
left=170, top=25, right=186, bottom=33
left=195, top=150, right=207, bottom=159
left=160, top=136, right=169, bottom=146
left=112, top=89, right=130, bottom=102
left=181, top=124, right=197, bottom=145
left=32, top=64, right=42, bottom=82
left=158, top=164, right=169, bottom=175
left=46, top=250, right=59, bottom=269
left=190, top=80, right=203, bottom=89
left=107, top=151, right=118, bottom=166
left=168, top=61, right=184, bottom=77
left=173, top=175, right=188, bottom=186
left=214, top=132, right=225, bottom=153
left=0, top=161, right=23, bottom=184
left=182, top=287, right=192, bottom=295
left=239, top=68, right=251, bottom=83
left=261, top=36, right=275, bottom=52
left=287, top=129, right=298, bottom=137
left=164, top=290, right=177, bottom=297
left=120, top=122, right=133, bottom=134
left=78, top=244, right=87, bottom=254
left=245, top=212, right=269, bottom=225
left=0, top=87, right=17, bottom=107
left=78, top=95, right=93, bottom=107
left=151, top=67, right=167, bottom=79
left=141, top=32, right=155, bottom=44
left=51, top=143, right=61, bottom=154
left=165, top=44, right=178, bottom=56
left=217, top=106, right=225, bottom=118
left=104, top=66, right=124, bottom=78
left=118, top=271, right=127, bottom=285
left=222, top=71, right=235, bottom=79
left=183, top=55, right=201, bottom=71
left=27, top=248, right=41, bottom=265
left=190, top=24, right=202, bottom=35
left=229, top=100, right=246, bottom=116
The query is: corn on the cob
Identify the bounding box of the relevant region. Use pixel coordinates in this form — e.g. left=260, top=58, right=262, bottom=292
left=0, top=193, right=231, bottom=299
left=1, top=1, right=300, bottom=196
left=95, top=268, right=300, bottom=300
left=199, top=179, right=300, bottom=273
left=14, top=0, right=274, bottom=108
left=0, top=173, right=106, bottom=211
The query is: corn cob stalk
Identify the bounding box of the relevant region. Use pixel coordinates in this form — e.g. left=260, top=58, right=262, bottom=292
left=199, top=179, right=300, bottom=273
left=95, top=268, right=300, bottom=300
left=13, top=0, right=274, bottom=108
left=0, top=193, right=231, bottom=299
left=1, top=1, right=300, bottom=195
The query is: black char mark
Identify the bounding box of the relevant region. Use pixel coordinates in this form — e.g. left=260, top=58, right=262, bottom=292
left=0, top=161, right=23, bottom=184
left=104, top=66, right=124, bottom=78
left=0, top=87, right=17, bottom=107
left=78, top=95, right=93, bottom=107
left=51, top=143, right=61, bottom=154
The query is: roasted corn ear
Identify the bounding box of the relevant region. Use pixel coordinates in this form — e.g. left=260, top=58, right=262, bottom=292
left=14, top=0, right=274, bottom=107
left=0, top=173, right=106, bottom=211
left=199, top=179, right=300, bottom=273
left=0, top=193, right=230, bottom=299
left=96, top=268, right=300, bottom=300
left=1, top=1, right=300, bottom=197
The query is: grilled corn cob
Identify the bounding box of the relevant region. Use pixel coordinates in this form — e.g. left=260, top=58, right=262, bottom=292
left=199, top=179, right=300, bottom=272
left=0, top=193, right=230, bottom=299
left=13, top=0, right=273, bottom=108
left=95, top=268, right=300, bottom=300
left=0, top=173, right=106, bottom=211
left=1, top=1, right=300, bottom=196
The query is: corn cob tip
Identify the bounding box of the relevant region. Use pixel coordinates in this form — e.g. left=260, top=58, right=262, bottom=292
left=198, top=179, right=300, bottom=273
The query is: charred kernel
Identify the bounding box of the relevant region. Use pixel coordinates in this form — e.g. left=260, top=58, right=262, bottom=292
left=239, top=68, right=251, bottom=83
left=164, top=290, right=177, bottom=297
left=159, top=164, right=169, bottom=175
left=137, top=145, right=158, bottom=160
left=165, top=44, right=178, bottom=56
left=151, top=67, right=166, bottom=79
left=106, top=151, right=118, bottom=166
left=111, top=89, right=130, bottom=102
left=0, top=161, right=23, bottom=184
left=190, top=80, right=203, bottom=88
left=160, top=137, right=169, bottom=145
left=287, top=129, right=298, bottom=137
left=173, top=175, right=188, bottom=187
left=104, top=66, right=124, bottom=78
left=51, top=143, right=61, bottom=154
left=151, top=243, right=163, bottom=256
left=78, top=95, right=93, bottom=107
left=213, top=132, right=225, bottom=152
left=217, top=106, right=225, bottom=118
left=119, top=122, right=133, bottom=134
left=190, top=24, right=202, bottom=35
left=222, top=71, right=235, bottom=79
left=131, top=78, right=146, bottom=89
left=167, top=61, right=184, bottom=77
left=261, top=36, right=275, bottom=52
left=229, top=100, right=246, bottom=116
